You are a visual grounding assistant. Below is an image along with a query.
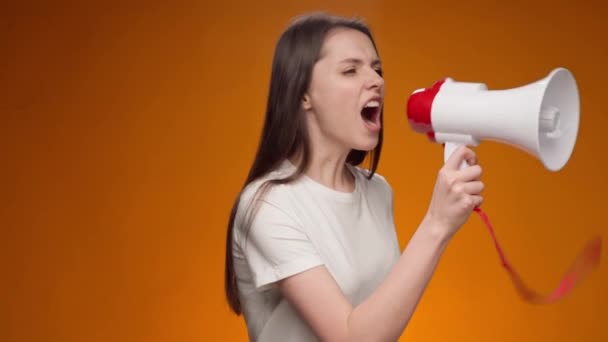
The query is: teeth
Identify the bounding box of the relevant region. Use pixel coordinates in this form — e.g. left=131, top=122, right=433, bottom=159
left=365, top=100, right=380, bottom=108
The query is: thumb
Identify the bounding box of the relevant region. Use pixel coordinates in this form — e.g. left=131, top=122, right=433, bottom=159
left=444, top=145, right=475, bottom=170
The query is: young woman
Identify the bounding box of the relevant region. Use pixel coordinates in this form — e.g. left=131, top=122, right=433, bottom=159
left=224, top=12, right=484, bottom=342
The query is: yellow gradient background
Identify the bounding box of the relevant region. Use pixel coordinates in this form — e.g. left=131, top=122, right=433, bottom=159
left=2, top=1, right=607, bottom=341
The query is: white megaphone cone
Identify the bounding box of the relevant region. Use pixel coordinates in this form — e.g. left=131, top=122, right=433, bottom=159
left=406, top=68, right=580, bottom=171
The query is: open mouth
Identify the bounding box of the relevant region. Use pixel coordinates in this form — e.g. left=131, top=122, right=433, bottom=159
left=361, top=100, right=381, bottom=130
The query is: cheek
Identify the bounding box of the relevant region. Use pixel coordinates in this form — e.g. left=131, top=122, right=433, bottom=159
left=309, top=72, right=358, bottom=126
left=317, top=81, right=355, bottom=116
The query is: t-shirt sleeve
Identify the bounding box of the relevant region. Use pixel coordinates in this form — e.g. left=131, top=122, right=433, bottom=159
left=237, top=198, right=324, bottom=290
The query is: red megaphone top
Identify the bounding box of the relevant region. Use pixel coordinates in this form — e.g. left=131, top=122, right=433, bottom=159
left=406, top=78, right=447, bottom=142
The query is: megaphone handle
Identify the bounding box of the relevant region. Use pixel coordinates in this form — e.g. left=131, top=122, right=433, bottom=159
left=444, top=141, right=470, bottom=170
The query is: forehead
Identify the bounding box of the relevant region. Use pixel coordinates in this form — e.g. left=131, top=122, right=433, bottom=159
left=318, top=28, right=379, bottom=62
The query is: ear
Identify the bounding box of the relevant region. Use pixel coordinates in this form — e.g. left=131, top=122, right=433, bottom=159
left=301, top=93, right=312, bottom=111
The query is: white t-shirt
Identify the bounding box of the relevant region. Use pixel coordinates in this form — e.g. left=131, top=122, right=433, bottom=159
left=232, top=160, right=401, bottom=341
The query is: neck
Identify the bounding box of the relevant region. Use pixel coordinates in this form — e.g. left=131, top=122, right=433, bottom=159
left=289, top=147, right=355, bottom=193
left=290, top=110, right=358, bottom=193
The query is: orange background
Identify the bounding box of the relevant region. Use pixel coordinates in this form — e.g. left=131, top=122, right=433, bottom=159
left=2, top=1, right=607, bottom=341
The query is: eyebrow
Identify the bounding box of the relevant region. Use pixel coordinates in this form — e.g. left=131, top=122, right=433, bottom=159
left=339, top=58, right=382, bottom=67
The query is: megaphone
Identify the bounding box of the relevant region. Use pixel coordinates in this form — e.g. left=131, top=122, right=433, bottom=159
left=405, top=68, right=602, bottom=305
left=406, top=67, right=579, bottom=171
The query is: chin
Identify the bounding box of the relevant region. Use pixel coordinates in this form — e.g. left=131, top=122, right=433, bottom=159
left=353, top=136, right=379, bottom=152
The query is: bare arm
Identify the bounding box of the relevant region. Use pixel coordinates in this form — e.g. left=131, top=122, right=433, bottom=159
left=277, top=146, right=484, bottom=342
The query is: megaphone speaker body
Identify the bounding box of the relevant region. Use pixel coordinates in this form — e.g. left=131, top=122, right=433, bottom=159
left=407, top=68, right=580, bottom=171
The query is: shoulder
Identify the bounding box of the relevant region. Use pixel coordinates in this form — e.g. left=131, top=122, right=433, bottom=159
left=238, top=167, right=295, bottom=213
left=234, top=163, right=299, bottom=233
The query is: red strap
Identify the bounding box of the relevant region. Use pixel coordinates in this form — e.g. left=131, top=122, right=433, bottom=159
left=474, top=207, right=602, bottom=304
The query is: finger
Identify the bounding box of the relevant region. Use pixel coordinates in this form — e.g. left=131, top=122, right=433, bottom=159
left=469, top=195, right=484, bottom=209
left=465, top=153, right=478, bottom=166
left=456, top=164, right=483, bottom=182
left=445, top=146, right=476, bottom=171
left=465, top=195, right=483, bottom=210
left=463, top=181, right=485, bottom=195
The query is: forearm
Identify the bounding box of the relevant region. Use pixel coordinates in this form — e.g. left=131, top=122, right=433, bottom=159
left=346, top=215, right=450, bottom=342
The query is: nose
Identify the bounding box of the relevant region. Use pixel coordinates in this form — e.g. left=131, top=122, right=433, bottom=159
left=366, top=68, right=384, bottom=90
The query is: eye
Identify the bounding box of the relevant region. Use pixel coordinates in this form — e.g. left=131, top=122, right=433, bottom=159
left=343, top=68, right=356, bottom=75
left=375, top=68, right=383, bottom=77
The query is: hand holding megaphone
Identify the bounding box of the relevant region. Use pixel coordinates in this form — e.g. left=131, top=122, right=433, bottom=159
left=425, top=145, right=484, bottom=239
left=406, top=68, right=601, bottom=305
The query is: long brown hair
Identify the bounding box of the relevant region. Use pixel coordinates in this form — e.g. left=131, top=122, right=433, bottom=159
left=224, top=12, right=384, bottom=315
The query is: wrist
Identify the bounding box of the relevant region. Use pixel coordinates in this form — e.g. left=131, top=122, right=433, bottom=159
left=420, top=213, right=453, bottom=245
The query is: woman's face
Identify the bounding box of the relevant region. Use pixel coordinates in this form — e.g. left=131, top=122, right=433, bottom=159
left=302, top=28, right=385, bottom=154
